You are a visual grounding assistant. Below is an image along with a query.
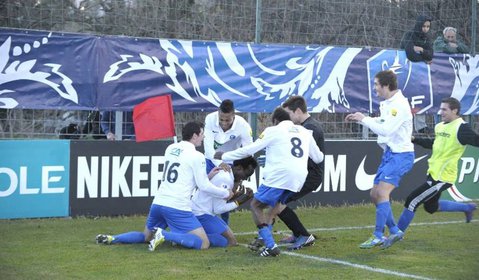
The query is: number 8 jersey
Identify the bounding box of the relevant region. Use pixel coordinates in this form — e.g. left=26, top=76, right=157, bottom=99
left=222, top=120, right=324, bottom=192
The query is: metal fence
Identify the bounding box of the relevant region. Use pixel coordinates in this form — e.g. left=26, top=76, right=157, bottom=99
left=0, top=0, right=478, bottom=140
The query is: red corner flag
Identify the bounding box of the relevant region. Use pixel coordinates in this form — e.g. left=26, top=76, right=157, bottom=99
left=133, top=95, right=175, bottom=142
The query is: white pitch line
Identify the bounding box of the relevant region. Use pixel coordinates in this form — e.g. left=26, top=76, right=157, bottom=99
left=282, top=251, right=434, bottom=280
left=235, top=219, right=477, bottom=280
left=234, top=219, right=476, bottom=236
left=238, top=244, right=433, bottom=280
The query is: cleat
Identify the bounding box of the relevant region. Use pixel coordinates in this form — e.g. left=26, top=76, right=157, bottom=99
left=465, top=203, right=477, bottom=223
left=381, top=231, right=404, bottom=249
left=279, top=235, right=297, bottom=244
left=96, top=234, right=113, bottom=245
left=259, top=244, right=280, bottom=257
left=248, top=237, right=264, bottom=252
left=359, top=235, right=386, bottom=249
left=149, top=228, right=165, bottom=251
left=288, top=234, right=315, bottom=250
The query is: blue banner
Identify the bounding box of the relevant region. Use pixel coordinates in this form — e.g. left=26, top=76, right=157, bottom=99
left=1, top=28, right=478, bottom=114
left=0, top=140, right=70, bottom=219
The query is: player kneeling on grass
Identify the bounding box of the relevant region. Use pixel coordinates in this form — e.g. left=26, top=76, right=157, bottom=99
left=191, top=156, right=257, bottom=246
left=96, top=121, right=233, bottom=251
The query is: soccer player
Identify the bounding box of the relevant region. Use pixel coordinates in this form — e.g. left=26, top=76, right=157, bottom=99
left=215, top=107, right=324, bottom=257
left=95, top=157, right=253, bottom=248
left=382, top=97, right=479, bottom=249
left=204, top=99, right=253, bottom=224
left=97, top=122, right=233, bottom=250
left=345, top=70, right=415, bottom=249
left=276, top=95, right=325, bottom=250
left=192, top=156, right=258, bottom=246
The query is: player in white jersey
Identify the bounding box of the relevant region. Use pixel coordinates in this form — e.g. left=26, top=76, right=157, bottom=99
left=204, top=99, right=253, bottom=224
left=215, top=107, right=324, bottom=257
left=118, top=121, right=231, bottom=252
left=346, top=70, right=415, bottom=249
left=192, top=156, right=258, bottom=246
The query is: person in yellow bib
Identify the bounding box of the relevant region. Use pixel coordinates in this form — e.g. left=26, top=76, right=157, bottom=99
left=383, top=97, right=479, bottom=249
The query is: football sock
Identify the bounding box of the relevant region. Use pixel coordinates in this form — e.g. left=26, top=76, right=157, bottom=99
left=397, top=208, right=415, bottom=232
left=386, top=207, right=399, bottom=234
left=111, top=231, right=145, bottom=244
left=220, top=212, right=230, bottom=225
left=258, top=226, right=275, bottom=249
left=162, top=231, right=203, bottom=250
left=374, top=201, right=390, bottom=238
left=278, top=206, right=309, bottom=237
left=439, top=200, right=470, bottom=212
left=207, top=234, right=228, bottom=247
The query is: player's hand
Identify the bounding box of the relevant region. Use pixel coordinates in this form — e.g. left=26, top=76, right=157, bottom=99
left=213, top=151, right=224, bottom=160
left=218, top=162, right=231, bottom=172
left=208, top=167, right=222, bottom=180
left=233, top=188, right=254, bottom=206
left=225, top=190, right=234, bottom=201
left=345, top=112, right=365, bottom=122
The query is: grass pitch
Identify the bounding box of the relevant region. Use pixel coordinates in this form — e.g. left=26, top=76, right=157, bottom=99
left=1, top=202, right=478, bottom=280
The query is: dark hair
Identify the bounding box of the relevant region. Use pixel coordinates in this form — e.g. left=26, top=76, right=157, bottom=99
left=375, top=70, right=398, bottom=91
left=282, top=96, right=307, bottom=113
left=441, top=97, right=461, bottom=115
left=271, top=107, right=291, bottom=123
left=182, top=121, right=204, bottom=141
left=219, top=99, right=235, bottom=114
left=233, top=156, right=258, bottom=171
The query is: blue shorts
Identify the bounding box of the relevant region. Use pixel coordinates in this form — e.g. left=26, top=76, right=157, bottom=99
left=145, top=204, right=202, bottom=233
left=374, top=148, right=414, bottom=187
left=196, top=214, right=228, bottom=234
left=206, top=159, right=216, bottom=174
left=254, top=184, right=294, bottom=207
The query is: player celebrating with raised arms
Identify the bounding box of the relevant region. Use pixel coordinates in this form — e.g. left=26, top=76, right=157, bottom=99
left=215, top=107, right=324, bottom=257
left=345, top=70, right=415, bottom=249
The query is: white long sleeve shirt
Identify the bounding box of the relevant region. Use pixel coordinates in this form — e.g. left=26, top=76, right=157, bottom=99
left=152, top=141, right=229, bottom=211
left=221, top=120, right=324, bottom=192
left=191, top=170, right=238, bottom=216
left=204, top=111, right=253, bottom=166
left=361, top=90, right=414, bottom=153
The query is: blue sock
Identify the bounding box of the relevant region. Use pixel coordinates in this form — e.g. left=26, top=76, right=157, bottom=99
left=397, top=208, right=415, bottom=232
left=221, top=212, right=230, bottom=225
left=257, top=224, right=273, bottom=240
left=258, top=226, right=275, bottom=248
left=163, top=231, right=203, bottom=250
left=111, top=231, right=145, bottom=244
left=207, top=234, right=228, bottom=247
left=374, top=202, right=390, bottom=238
left=386, top=209, right=399, bottom=234
left=439, top=200, right=470, bottom=212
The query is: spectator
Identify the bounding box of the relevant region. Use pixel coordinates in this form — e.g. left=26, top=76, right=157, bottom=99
left=100, top=111, right=135, bottom=140
left=400, top=15, right=433, bottom=63
left=433, top=27, right=470, bottom=54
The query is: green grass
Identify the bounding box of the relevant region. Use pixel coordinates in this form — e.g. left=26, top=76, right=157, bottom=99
left=1, top=202, right=478, bottom=280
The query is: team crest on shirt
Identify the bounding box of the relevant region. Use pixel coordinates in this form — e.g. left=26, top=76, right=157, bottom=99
left=391, top=108, right=397, bottom=116
left=170, top=148, right=182, bottom=156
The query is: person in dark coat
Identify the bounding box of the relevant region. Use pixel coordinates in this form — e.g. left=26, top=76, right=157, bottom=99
left=400, top=15, right=433, bottom=63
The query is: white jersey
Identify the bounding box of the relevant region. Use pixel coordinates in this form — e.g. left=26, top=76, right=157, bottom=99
left=191, top=170, right=238, bottom=216
left=204, top=111, right=253, bottom=166
left=222, top=120, right=324, bottom=192
left=361, top=90, right=414, bottom=153
left=152, top=141, right=229, bottom=211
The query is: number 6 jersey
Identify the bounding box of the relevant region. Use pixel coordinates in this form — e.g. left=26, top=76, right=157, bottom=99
left=153, top=141, right=229, bottom=211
